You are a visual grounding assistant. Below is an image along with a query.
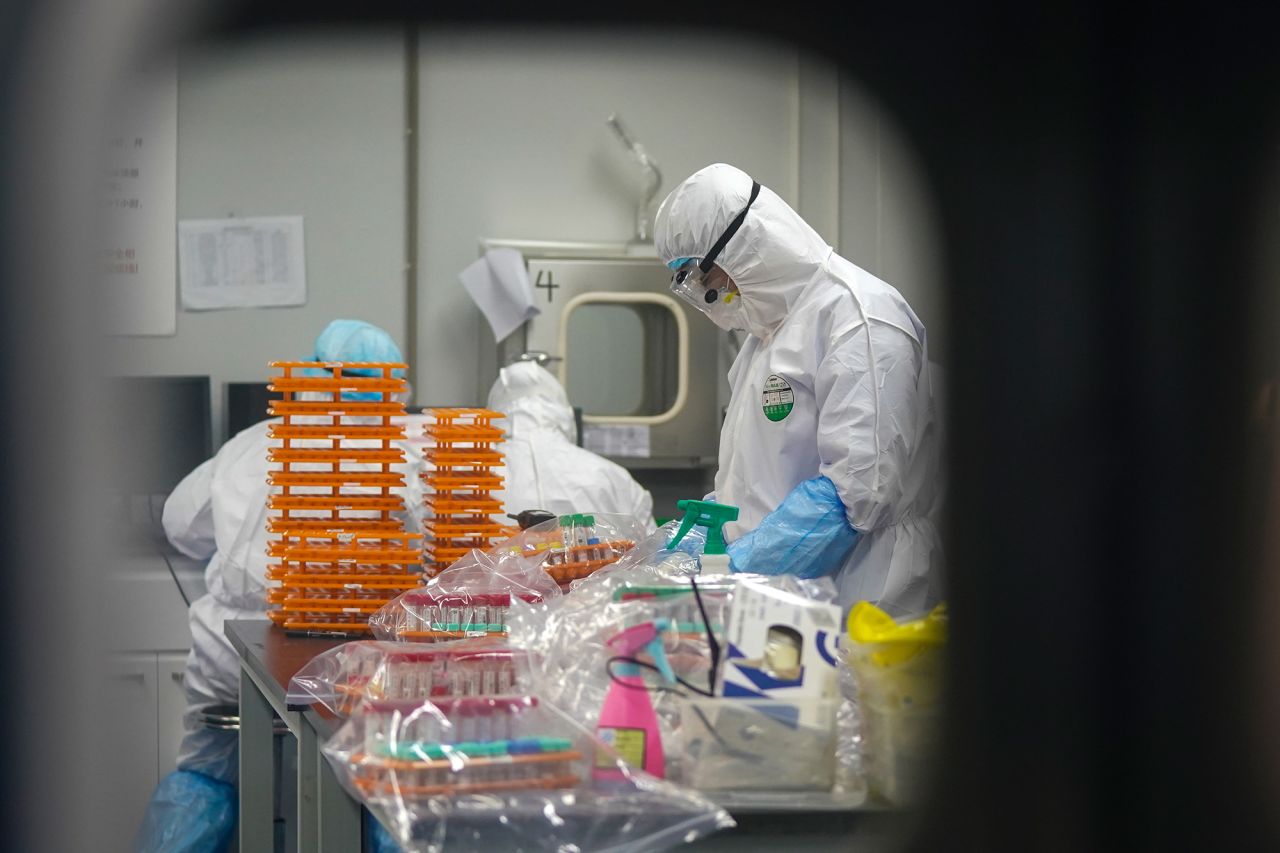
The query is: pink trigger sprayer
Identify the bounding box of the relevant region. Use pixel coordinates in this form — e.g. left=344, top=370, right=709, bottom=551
left=594, top=619, right=674, bottom=781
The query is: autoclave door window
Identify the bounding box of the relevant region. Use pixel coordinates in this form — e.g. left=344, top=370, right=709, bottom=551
left=559, top=292, right=688, bottom=425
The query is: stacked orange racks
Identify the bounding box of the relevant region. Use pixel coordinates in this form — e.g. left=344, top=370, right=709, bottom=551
left=421, top=408, right=509, bottom=575
left=265, top=361, right=423, bottom=635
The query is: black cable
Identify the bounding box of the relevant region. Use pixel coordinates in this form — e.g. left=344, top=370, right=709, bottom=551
left=698, top=180, right=761, bottom=275
left=603, top=577, right=722, bottom=697
left=603, top=657, right=763, bottom=764
left=605, top=656, right=715, bottom=698
left=602, top=577, right=751, bottom=763
left=689, top=576, right=720, bottom=697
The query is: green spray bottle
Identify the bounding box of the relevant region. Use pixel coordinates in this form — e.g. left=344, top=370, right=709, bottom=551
left=667, top=499, right=740, bottom=575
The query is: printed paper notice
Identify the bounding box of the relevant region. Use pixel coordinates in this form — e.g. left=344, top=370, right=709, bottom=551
left=101, top=61, right=177, bottom=336
left=582, top=424, right=651, bottom=458
left=459, top=248, right=540, bottom=342
left=178, top=216, right=307, bottom=310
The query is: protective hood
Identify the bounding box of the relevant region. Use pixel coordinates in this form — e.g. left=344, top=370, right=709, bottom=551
left=655, top=163, right=833, bottom=339
left=486, top=361, right=575, bottom=442
left=313, top=318, right=405, bottom=374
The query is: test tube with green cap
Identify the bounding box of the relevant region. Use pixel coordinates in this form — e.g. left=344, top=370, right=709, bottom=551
left=581, top=513, right=601, bottom=560
left=567, top=514, right=586, bottom=561
left=551, top=515, right=574, bottom=565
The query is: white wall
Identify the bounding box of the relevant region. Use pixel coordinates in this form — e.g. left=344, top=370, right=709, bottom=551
left=104, top=28, right=945, bottom=446
left=104, top=32, right=408, bottom=447
left=839, top=79, right=948, bottom=361
left=415, top=28, right=802, bottom=405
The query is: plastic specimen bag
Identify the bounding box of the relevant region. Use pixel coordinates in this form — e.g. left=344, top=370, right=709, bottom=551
left=845, top=600, right=947, bottom=805
left=486, top=511, right=651, bottom=585
left=286, top=638, right=538, bottom=717
left=367, top=588, right=550, bottom=643
left=368, top=511, right=655, bottom=641
left=506, top=563, right=864, bottom=804
left=367, top=546, right=561, bottom=641
left=678, top=697, right=840, bottom=792
left=366, top=555, right=555, bottom=640
left=321, top=693, right=735, bottom=853
left=133, top=769, right=236, bottom=853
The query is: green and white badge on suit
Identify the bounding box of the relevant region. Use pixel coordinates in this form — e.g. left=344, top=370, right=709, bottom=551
left=656, top=163, right=944, bottom=614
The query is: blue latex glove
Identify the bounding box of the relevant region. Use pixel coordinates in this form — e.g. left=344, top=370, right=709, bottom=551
left=133, top=769, right=236, bottom=853
left=726, top=476, right=860, bottom=579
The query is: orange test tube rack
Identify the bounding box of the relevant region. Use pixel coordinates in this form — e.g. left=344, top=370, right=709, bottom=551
left=421, top=408, right=508, bottom=575
left=264, top=361, right=423, bottom=635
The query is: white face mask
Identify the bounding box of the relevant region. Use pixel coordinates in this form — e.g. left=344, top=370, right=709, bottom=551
left=705, top=291, right=749, bottom=331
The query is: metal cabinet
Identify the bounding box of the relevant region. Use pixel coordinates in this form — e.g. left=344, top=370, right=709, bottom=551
left=102, top=654, right=160, bottom=853
left=104, top=556, right=198, bottom=853
left=157, top=651, right=190, bottom=779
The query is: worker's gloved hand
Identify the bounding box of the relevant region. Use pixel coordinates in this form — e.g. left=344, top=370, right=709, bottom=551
left=726, top=476, right=860, bottom=579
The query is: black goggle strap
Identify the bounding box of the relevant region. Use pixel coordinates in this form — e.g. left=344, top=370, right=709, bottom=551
left=698, top=180, right=761, bottom=275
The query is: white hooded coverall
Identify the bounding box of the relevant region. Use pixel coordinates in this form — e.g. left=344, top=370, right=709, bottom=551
left=655, top=163, right=943, bottom=614
left=487, top=361, right=656, bottom=530
left=162, top=415, right=428, bottom=781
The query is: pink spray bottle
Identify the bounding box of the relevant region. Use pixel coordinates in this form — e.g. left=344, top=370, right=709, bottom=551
left=593, top=618, right=674, bottom=781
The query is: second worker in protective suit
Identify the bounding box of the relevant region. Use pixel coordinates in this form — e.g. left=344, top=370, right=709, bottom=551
left=134, top=319, right=425, bottom=853
left=655, top=163, right=943, bottom=615
left=487, top=360, right=656, bottom=532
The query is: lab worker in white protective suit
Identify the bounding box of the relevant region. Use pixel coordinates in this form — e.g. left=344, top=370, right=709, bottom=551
left=135, top=319, right=425, bottom=853
left=655, top=163, right=943, bottom=614
left=487, top=360, right=656, bottom=531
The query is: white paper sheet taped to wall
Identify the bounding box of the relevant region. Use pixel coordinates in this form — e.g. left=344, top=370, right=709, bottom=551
left=582, top=424, right=651, bottom=458
left=178, top=215, right=307, bottom=310
left=459, top=247, right=540, bottom=342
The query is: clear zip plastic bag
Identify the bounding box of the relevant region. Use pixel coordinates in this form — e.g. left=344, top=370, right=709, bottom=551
left=367, top=543, right=561, bottom=642
left=508, top=565, right=866, bottom=806
left=321, top=693, right=735, bottom=853
left=844, top=601, right=947, bottom=806
left=368, top=512, right=658, bottom=642
left=286, top=638, right=538, bottom=716
left=485, top=511, right=652, bottom=586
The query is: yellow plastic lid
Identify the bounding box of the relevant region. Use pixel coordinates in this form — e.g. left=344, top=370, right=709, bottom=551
left=847, top=601, right=947, bottom=666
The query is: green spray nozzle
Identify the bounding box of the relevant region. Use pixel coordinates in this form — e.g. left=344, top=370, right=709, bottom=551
left=668, top=499, right=739, bottom=555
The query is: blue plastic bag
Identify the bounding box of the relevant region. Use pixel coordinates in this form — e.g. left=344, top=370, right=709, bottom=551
left=134, top=769, right=236, bottom=853
left=727, top=476, right=860, bottom=579
left=366, top=812, right=402, bottom=853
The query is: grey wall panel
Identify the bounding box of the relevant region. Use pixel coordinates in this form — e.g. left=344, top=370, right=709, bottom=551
left=105, top=32, right=408, bottom=448
left=416, top=29, right=801, bottom=406
left=839, top=77, right=947, bottom=362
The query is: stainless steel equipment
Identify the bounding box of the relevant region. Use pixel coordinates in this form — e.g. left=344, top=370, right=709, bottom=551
left=487, top=239, right=721, bottom=471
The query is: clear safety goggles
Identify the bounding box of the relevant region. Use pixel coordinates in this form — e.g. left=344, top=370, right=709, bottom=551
left=669, top=258, right=729, bottom=307
left=667, top=179, right=761, bottom=313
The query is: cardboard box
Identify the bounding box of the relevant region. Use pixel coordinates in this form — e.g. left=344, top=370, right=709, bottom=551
left=718, top=578, right=843, bottom=705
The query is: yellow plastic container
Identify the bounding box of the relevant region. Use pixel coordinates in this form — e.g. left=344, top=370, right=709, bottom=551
left=845, top=601, right=946, bottom=806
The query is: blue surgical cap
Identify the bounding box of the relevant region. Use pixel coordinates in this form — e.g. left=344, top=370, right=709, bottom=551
left=312, top=319, right=404, bottom=378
